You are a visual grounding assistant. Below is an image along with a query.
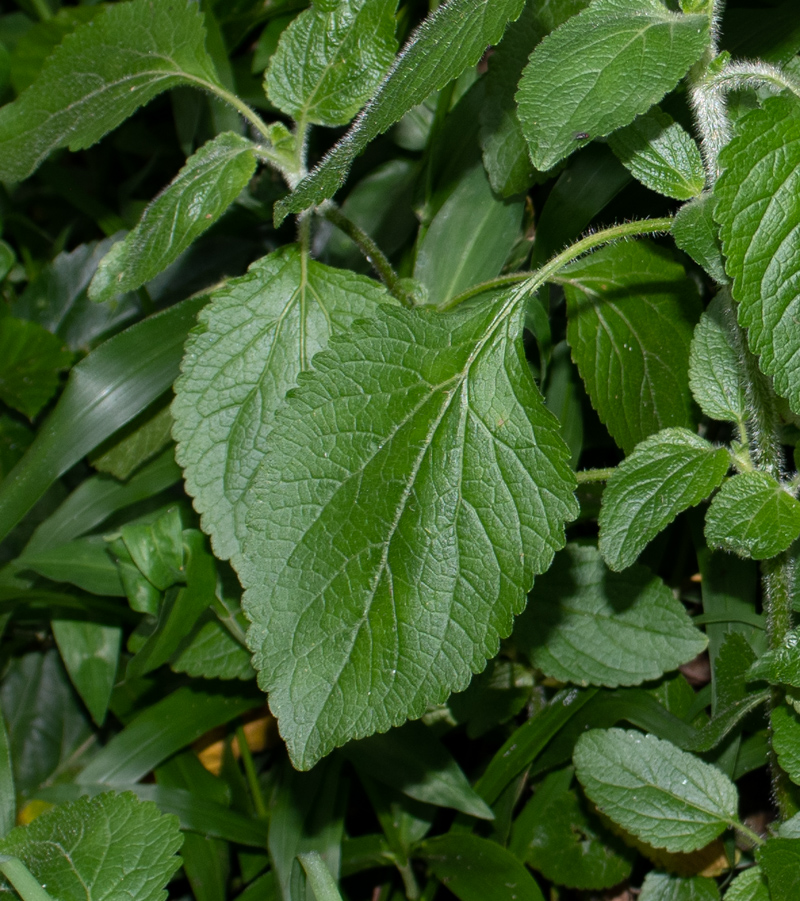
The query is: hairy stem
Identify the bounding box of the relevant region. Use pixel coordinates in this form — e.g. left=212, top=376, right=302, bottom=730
left=184, top=76, right=273, bottom=144
left=575, top=467, right=616, bottom=484
left=711, top=60, right=800, bottom=100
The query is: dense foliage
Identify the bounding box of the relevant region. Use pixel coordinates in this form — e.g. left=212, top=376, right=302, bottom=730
left=0, top=0, right=799, bottom=899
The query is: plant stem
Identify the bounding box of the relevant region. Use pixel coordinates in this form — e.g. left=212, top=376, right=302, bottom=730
left=711, top=60, right=800, bottom=100
left=575, top=467, right=616, bottom=484
left=29, top=0, right=52, bottom=21
left=437, top=218, right=674, bottom=313
left=184, top=76, right=273, bottom=143
left=0, top=857, right=54, bottom=901
left=732, top=820, right=766, bottom=848
left=320, top=203, right=413, bottom=307
left=235, top=726, right=267, bottom=818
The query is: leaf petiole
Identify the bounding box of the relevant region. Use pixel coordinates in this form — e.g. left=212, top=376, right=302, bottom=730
left=0, top=856, right=55, bottom=901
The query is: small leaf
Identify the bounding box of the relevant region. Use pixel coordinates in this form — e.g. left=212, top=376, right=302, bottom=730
left=770, top=705, right=800, bottom=786
left=517, top=544, right=707, bottom=687
left=238, top=289, right=577, bottom=769
left=640, top=871, right=720, bottom=901
left=121, top=507, right=185, bottom=592
left=705, top=471, right=800, bottom=560
left=562, top=240, right=701, bottom=453
left=19, top=536, right=124, bottom=596
left=90, top=402, right=174, bottom=482
left=0, top=319, right=72, bottom=420
left=0, top=792, right=182, bottom=901
left=714, top=95, right=800, bottom=414
left=173, top=246, right=390, bottom=562
left=0, top=0, right=224, bottom=182
left=724, top=867, right=769, bottom=901
left=748, top=630, right=800, bottom=688
left=266, top=0, right=398, bottom=127
left=757, top=838, right=800, bottom=901
left=608, top=107, right=705, bottom=200
left=171, top=613, right=254, bottom=681
left=689, top=293, right=747, bottom=426
left=275, top=0, right=525, bottom=221
left=573, top=728, right=739, bottom=853
left=516, top=0, right=709, bottom=171
left=418, top=834, right=545, bottom=901
left=672, top=194, right=727, bottom=284
left=90, top=133, right=258, bottom=302
left=599, top=428, right=730, bottom=571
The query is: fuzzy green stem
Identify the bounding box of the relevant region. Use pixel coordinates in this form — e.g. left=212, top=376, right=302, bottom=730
left=0, top=858, right=55, bottom=901
left=437, top=218, right=674, bottom=313
left=320, top=203, right=413, bottom=307
left=731, top=820, right=765, bottom=848
left=575, top=467, right=616, bottom=484
left=711, top=60, right=800, bottom=100
left=182, top=76, right=273, bottom=143
left=235, top=726, right=267, bottom=818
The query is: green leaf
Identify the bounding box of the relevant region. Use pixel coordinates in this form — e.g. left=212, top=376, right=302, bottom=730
left=517, top=544, right=707, bottom=687
left=19, top=536, right=124, bottom=596
left=413, top=165, right=523, bottom=306
left=417, top=834, right=545, bottom=901
left=748, top=629, right=800, bottom=688
left=689, top=293, right=748, bottom=427
left=90, top=402, right=174, bottom=482
left=0, top=0, right=224, bottom=183
left=274, top=0, right=526, bottom=221
left=758, top=838, right=800, bottom=901
left=0, top=318, right=72, bottom=420
left=771, top=705, right=800, bottom=785
left=0, top=792, right=182, bottom=901
left=724, top=867, right=769, bottom=901
left=573, top=728, right=739, bottom=852
left=563, top=240, right=701, bottom=453
left=705, top=471, right=800, bottom=560
left=89, top=134, right=258, bottom=302
left=513, top=769, right=634, bottom=889
left=607, top=107, right=705, bottom=200
left=0, top=710, right=14, bottom=837
left=672, top=194, right=727, bottom=284
left=516, top=0, right=709, bottom=171
left=172, top=612, right=254, bottom=681
left=714, top=95, right=800, bottom=414
left=0, top=417, right=32, bottom=483
left=121, top=507, right=185, bottom=593
left=599, top=428, right=730, bottom=571
left=173, top=246, right=390, bottom=563
left=238, top=289, right=577, bottom=769
left=640, top=872, right=721, bottom=901
left=265, top=0, right=397, bottom=127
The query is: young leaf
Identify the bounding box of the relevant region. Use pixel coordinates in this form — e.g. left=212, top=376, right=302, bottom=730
left=757, top=838, right=800, bottom=901
left=0, top=0, right=225, bottom=182
left=724, top=867, right=769, bottom=901
left=672, top=194, right=727, bottom=284
left=704, top=472, right=800, bottom=560
left=0, top=792, right=182, bottom=901
left=265, top=0, right=398, bottom=127
left=689, top=293, right=748, bottom=427
left=417, top=834, right=545, bottom=901
left=516, top=544, right=707, bottom=687
left=89, top=133, right=258, bottom=302
left=714, top=95, right=800, bottom=414
left=599, top=428, right=730, bottom=571
left=771, top=705, right=800, bottom=786
left=607, top=107, right=705, bottom=200
left=516, top=0, right=709, bottom=171
left=0, top=318, right=72, bottom=420
left=573, top=729, right=740, bottom=853
left=640, top=872, right=720, bottom=901
left=238, top=289, right=578, bottom=769
left=748, top=629, right=800, bottom=688
left=172, top=246, right=391, bottom=562
left=274, top=0, right=526, bottom=222
left=562, top=240, right=701, bottom=454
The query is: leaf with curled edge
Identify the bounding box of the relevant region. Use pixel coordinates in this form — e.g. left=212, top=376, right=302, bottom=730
left=238, top=288, right=578, bottom=769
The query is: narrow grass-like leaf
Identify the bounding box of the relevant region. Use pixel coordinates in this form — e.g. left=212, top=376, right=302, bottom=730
left=266, top=0, right=397, bottom=127
left=516, top=0, right=709, bottom=171
left=0, top=0, right=224, bottom=182
left=239, top=289, right=577, bottom=768
left=607, top=107, right=705, bottom=200
left=275, top=0, right=525, bottom=221
left=90, top=402, right=174, bottom=482
left=757, top=838, right=800, bottom=901
left=672, top=195, right=727, bottom=284
left=562, top=240, right=701, bottom=453
left=639, top=872, right=720, bottom=901
left=705, top=472, right=800, bottom=560
left=599, top=428, right=730, bottom=571
left=90, top=133, right=258, bottom=302
left=0, top=792, right=182, bottom=901
left=20, top=537, right=124, bottom=596
left=0, top=711, right=13, bottom=837
left=173, top=246, right=390, bottom=562
left=573, top=729, right=739, bottom=853
left=0, top=319, right=72, bottom=420
left=517, top=544, right=707, bottom=687
left=715, top=95, right=800, bottom=414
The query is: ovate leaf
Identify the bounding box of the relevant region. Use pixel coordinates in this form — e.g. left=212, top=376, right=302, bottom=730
left=171, top=613, right=254, bottom=681
left=0, top=319, right=72, bottom=420
left=0, top=0, right=224, bottom=182
left=639, top=872, right=720, bottom=901
left=90, top=133, right=258, bottom=302
left=607, top=107, right=705, bottom=200
left=275, top=0, right=525, bottom=221
left=517, top=544, right=707, bottom=687
left=747, top=629, right=800, bottom=688
left=715, top=95, right=800, bottom=414
left=573, top=729, right=739, bottom=852
left=672, top=194, right=727, bottom=284
left=725, top=867, right=769, bottom=901
left=0, top=792, right=182, bottom=901
left=758, top=838, right=800, bottom=901
left=516, top=0, right=709, bottom=170
left=704, top=472, right=800, bottom=560
left=599, top=428, right=730, bottom=571
left=173, top=246, right=390, bottom=562
left=562, top=240, right=701, bottom=453
left=771, top=705, right=800, bottom=785
left=52, top=619, right=121, bottom=727
left=265, top=0, right=398, bottom=127
left=239, top=290, right=577, bottom=768
left=689, top=293, right=748, bottom=427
